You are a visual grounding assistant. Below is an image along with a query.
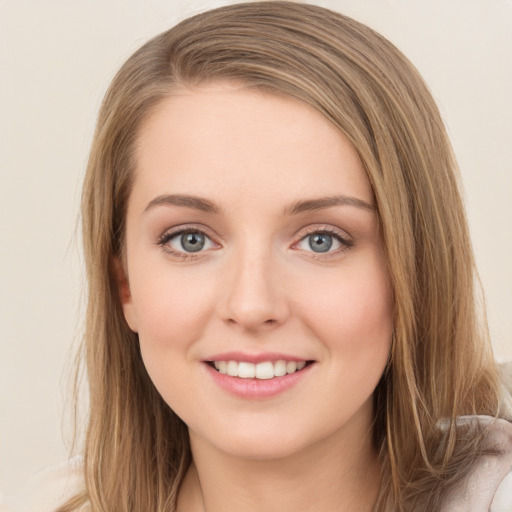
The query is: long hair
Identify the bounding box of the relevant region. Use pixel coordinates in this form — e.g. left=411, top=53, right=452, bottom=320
left=60, top=2, right=509, bottom=510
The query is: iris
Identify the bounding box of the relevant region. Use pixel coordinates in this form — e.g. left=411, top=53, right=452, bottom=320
left=308, top=233, right=333, bottom=253
left=181, top=232, right=205, bottom=252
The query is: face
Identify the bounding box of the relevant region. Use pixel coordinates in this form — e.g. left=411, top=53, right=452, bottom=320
left=120, top=83, right=393, bottom=460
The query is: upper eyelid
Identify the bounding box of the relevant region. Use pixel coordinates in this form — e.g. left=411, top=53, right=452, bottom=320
left=294, top=224, right=352, bottom=241
left=158, top=224, right=217, bottom=241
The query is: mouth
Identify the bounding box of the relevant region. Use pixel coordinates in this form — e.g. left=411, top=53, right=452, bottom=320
left=203, top=355, right=316, bottom=399
left=205, top=359, right=315, bottom=380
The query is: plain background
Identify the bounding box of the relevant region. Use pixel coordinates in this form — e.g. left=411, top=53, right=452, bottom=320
left=1, top=0, right=511, bottom=500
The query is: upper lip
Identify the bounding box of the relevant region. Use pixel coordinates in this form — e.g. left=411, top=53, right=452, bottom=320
left=204, top=351, right=312, bottom=364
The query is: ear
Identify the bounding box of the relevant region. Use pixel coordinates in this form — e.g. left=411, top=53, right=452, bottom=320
left=113, top=257, right=138, bottom=333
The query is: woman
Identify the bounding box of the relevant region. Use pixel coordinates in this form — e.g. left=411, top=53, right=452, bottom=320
left=13, top=2, right=512, bottom=511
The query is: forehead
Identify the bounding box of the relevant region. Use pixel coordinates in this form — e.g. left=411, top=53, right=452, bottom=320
left=131, top=83, right=373, bottom=212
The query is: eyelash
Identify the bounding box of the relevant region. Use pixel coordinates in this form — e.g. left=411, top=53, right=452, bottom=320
left=294, top=226, right=354, bottom=260
left=156, top=224, right=354, bottom=260
left=156, top=224, right=217, bottom=260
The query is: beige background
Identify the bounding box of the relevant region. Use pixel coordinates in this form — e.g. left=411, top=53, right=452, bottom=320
left=1, top=0, right=511, bottom=500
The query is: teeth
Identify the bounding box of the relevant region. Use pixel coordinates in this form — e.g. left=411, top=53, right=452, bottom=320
left=286, top=361, right=297, bottom=373
left=274, top=360, right=287, bottom=377
left=227, top=360, right=239, bottom=377
left=255, top=361, right=274, bottom=380
left=238, top=362, right=255, bottom=378
left=212, top=359, right=308, bottom=379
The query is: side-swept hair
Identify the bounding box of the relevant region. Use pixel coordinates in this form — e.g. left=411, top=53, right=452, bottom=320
left=61, top=2, right=509, bottom=510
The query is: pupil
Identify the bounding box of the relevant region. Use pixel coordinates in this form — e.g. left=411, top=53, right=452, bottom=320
left=181, top=232, right=205, bottom=252
left=309, top=233, right=332, bottom=253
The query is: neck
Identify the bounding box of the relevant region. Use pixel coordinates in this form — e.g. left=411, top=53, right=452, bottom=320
left=177, top=412, right=381, bottom=512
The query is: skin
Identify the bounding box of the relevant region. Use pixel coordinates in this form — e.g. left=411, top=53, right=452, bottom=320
left=119, top=83, right=393, bottom=511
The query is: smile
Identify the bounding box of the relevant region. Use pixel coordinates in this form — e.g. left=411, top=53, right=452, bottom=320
left=204, top=356, right=315, bottom=399
left=210, top=360, right=307, bottom=379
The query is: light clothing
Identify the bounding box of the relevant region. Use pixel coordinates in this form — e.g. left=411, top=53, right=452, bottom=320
left=4, top=416, right=512, bottom=511
left=440, top=417, right=512, bottom=511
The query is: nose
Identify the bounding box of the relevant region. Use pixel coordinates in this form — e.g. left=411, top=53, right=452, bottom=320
left=218, top=246, right=290, bottom=333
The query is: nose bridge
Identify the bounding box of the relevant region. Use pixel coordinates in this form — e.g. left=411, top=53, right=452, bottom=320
left=220, top=236, right=288, bottom=330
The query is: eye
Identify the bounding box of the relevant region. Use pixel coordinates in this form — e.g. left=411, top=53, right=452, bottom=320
left=158, top=228, right=217, bottom=256
left=303, top=233, right=336, bottom=253
left=295, top=229, right=353, bottom=255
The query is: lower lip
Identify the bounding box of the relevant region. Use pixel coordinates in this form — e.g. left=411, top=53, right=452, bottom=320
left=204, top=362, right=314, bottom=399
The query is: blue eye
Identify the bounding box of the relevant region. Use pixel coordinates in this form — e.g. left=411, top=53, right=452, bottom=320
left=161, top=229, right=216, bottom=254
left=307, top=233, right=334, bottom=253
left=178, top=232, right=206, bottom=252
left=296, top=230, right=351, bottom=255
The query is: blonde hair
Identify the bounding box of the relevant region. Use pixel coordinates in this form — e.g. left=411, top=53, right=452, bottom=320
left=61, top=2, right=508, bottom=511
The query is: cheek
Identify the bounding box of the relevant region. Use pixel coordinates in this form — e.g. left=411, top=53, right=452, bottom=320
left=131, top=263, right=214, bottom=343
left=127, top=267, right=219, bottom=401
left=306, top=266, right=392, bottom=424
left=297, top=260, right=393, bottom=360
left=131, top=269, right=215, bottom=411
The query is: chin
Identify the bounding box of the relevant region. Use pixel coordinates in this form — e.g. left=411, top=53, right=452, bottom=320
left=193, top=417, right=331, bottom=461
left=219, top=434, right=308, bottom=460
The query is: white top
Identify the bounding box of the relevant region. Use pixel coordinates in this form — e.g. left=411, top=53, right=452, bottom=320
left=4, top=417, right=512, bottom=512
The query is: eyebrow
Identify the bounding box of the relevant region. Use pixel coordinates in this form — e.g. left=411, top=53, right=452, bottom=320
left=144, top=194, right=221, bottom=214
left=283, top=195, right=375, bottom=215
left=144, top=193, right=375, bottom=216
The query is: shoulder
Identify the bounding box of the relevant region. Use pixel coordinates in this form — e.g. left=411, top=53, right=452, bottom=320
left=493, top=469, right=512, bottom=511
left=440, top=416, right=512, bottom=512
left=4, top=457, right=86, bottom=512
left=490, top=411, right=512, bottom=511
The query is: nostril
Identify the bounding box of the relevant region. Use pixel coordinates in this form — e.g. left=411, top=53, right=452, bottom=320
left=224, top=316, right=281, bottom=331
